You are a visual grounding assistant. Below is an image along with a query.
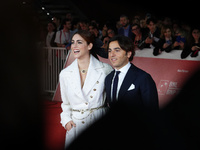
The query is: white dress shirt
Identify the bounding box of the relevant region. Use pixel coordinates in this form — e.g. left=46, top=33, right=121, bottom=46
left=111, top=62, right=131, bottom=100
left=54, top=30, right=73, bottom=44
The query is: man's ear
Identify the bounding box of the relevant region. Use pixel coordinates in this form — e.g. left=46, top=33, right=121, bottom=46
left=126, top=51, right=132, bottom=59
left=88, top=43, right=93, bottom=51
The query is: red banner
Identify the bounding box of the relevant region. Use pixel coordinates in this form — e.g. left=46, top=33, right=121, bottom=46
left=53, top=49, right=200, bottom=108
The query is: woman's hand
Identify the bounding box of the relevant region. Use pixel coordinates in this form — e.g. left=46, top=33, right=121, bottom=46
left=173, top=41, right=179, bottom=47
left=65, top=120, right=76, bottom=131
left=192, top=46, right=198, bottom=51
left=145, top=37, right=153, bottom=44
left=163, top=43, right=169, bottom=49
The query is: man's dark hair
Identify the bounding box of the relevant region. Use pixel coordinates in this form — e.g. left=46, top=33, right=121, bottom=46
left=120, top=14, right=129, bottom=19
left=108, top=35, right=135, bottom=61
left=146, top=17, right=157, bottom=25
left=60, top=18, right=71, bottom=30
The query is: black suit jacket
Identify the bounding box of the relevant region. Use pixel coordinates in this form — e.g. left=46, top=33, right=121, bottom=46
left=141, top=27, right=161, bottom=48
left=105, top=63, right=159, bottom=112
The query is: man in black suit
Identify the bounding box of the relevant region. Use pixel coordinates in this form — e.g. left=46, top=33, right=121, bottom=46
left=105, top=35, right=159, bottom=112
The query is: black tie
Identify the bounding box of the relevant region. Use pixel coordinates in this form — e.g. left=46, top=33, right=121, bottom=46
left=112, top=71, right=120, bottom=102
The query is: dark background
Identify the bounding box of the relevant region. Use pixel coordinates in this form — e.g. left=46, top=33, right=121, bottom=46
left=72, top=0, right=200, bottom=27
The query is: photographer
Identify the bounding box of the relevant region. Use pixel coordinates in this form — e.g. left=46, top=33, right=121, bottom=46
left=144, top=17, right=161, bottom=48
left=54, top=18, right=73, bottom=48
left=173, top=28, right=186, bottom=50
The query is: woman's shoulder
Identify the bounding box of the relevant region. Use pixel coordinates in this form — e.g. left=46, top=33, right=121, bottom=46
left=60, top=59, right=77, bottom=76
left=91, top=55, right=113, bottom=71
left=99, top=61, right=113, bottom=74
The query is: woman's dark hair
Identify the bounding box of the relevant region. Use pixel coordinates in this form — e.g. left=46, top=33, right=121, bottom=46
left=131, top=23, right=141, bottom=30
left=107, top=35, right=135, bottom=61
left=72, top=30, right=95, bottom=45
left=60, top=18, right=71, bottom=30
left=71, top=30, right=98, bottom=58
left=146, top=17, right=157, bottom=25
left=48, top=21, right=57, bottom=32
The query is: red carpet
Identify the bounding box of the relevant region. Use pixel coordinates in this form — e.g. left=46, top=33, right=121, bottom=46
left=43, top=100, right=66, bottom=150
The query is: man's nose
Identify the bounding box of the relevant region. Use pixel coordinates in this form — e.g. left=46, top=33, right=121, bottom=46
left=110, top=50, right=115, bottom=57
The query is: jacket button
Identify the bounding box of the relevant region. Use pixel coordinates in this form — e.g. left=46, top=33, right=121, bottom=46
left=82, top=121, right=85, bottom=124
left=93, top=89, right=96, bottom=91
left=96, top=81, right=99, bottom=84
left=85, top=102, right=88, bottom=105
left=90, top=96, right=93, bottom=98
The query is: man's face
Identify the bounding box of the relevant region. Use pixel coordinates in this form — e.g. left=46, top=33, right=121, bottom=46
left=147, top=21, right=156, bottom=32
left=120, top=17, right=129, bottom=28
left=64, top=21, right=71, bottom=30
left=89, top=26, right=94, bottom=34
left=108, top=41, right=132, bottom=70
left=79, top=23, right=88, bottom=30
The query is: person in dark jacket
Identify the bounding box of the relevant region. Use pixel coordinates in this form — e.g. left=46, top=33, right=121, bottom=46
left=181, top=28, right=200, bottom=59
left=131, top=23, right=147, bottom=50
left=118, top=14, right=134, bottom=39
left=143, top=17, right=161, bottom=49
left=105, top=35, right=159, bottom=113
left=153, top=25, right=176, bottom=56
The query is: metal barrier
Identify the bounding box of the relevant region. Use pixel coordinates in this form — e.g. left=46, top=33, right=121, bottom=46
left=42, top=47, right=68, bottom=93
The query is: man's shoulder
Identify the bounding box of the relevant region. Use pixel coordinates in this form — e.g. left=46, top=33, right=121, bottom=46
left=105, top=69, right=115, bottom=80
left=129, top=64, right=150, bottom=77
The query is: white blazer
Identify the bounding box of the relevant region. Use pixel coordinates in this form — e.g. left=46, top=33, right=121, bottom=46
left=60, top=55, right=113, bottom=127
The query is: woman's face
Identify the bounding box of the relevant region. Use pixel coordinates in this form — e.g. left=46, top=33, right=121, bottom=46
left=71, top=34, right=92, bottom=59
left=47, top=23, right=55, bottom=32
left=131, top=25, right=140, bottom=35
left=164, top=28, right=172, bottom=38
left=192, top=29, right=200, bottom=40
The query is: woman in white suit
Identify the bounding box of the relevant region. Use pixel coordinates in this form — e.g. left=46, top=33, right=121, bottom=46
left=60, top=30, right=113, bottom=148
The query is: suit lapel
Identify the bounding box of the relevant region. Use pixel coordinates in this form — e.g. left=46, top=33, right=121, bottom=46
left=118, top=64, right=137, bottom=101
left=106, top=70, right=115, bottom=103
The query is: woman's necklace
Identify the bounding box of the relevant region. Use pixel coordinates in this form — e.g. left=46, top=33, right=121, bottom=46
left=80, top=69, right=87, bottom=74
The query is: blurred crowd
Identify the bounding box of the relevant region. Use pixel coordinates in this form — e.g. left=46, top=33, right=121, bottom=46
left=42, top=12, right=200, bottom=59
